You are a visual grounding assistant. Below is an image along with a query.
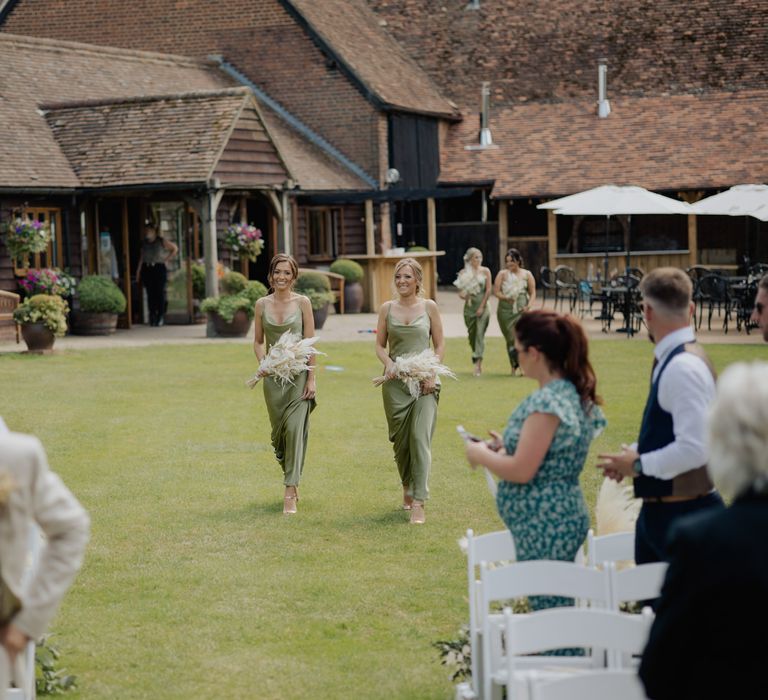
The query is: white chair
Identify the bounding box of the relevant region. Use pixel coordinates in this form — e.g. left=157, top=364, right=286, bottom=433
left=608, top=561, right=668, bottom=610
left=6, top=525, right=42, bottom=700
left=479, top=561, right=612, bottom=700
left=528, top=668, right=648, bottom=700
left=586, top=528, right=635, bottom=568
left=504, top=608, right=653, bottom=700
left=463, top=529, right=517, bottom=699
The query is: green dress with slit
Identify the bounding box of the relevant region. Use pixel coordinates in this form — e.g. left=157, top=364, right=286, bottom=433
left=381, top=307, right=439, bottom=502
left=463, top=278, right=490, bottom=362
left=497, top=270, right=530, bottom=370
left=262, top=307, right=316, bottom=486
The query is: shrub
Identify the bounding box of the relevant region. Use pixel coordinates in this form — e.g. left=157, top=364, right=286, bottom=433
left=13, top=294, right=69, bottom=335
left=191, top=263, right=206, bottom=300
left=76, top=275, right=127, bottom=314
left=201, top=279, right=267, bottom=322
left=220, top=271, right=248, bottom=296
left=295, top=271, right=330, bottom=293
left=300, top=288, right=336, bottom=311
left=329, top=258, right=364, bottom=283
left=242, top=280, right=268, bottom=305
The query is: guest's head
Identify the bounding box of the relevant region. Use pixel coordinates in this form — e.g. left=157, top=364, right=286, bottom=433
left=144, top=223, right=158, bottom=240
left=268, top=253, right=298, bottom=291
left=751, top=274, right=768, bottom=342
left=639, top=267, right=694, bottom=340
left=463, top=247, right=482, bottom=267
left=393, top=258, right=423, bottom=297
left=514, top=309, right=601, bottom=406
left=505, top=248, right=523, bottom=271
left=708, top=361, right=768, bottom=500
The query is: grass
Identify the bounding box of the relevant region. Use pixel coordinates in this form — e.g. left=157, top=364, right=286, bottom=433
left=0, top=337, right=762, bottom=699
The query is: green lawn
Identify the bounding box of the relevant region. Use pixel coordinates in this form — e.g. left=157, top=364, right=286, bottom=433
left=0, top=338, right=762, bottom=699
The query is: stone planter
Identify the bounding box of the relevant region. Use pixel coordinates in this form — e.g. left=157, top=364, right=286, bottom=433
left=70, top=311, right=118, bottom=335
left=211, top=309, right=252, bottom=337
left=343, top=281, right=364, bottom=314
left=312, top=303, right=330, bottom=330
left=20, top=322, right=55, bottom=353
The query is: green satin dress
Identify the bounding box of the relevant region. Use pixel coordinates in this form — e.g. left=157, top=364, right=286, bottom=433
left=381, top=307, right=439, bottom=502
left=262, top=307, right=316, bottom=486
left=463, top=278, right=490, bottom=362
left=497, top=271, right=530, bottom=370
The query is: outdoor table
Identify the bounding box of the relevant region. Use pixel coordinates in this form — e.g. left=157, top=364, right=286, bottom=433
left=604, top=285, right=642, bottom=337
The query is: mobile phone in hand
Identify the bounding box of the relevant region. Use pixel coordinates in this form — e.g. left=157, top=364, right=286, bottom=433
left=456, top=425, right=482, bottom=443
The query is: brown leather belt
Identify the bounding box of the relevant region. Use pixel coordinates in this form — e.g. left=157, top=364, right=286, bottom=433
left=643, top=493, right=709, bottom=504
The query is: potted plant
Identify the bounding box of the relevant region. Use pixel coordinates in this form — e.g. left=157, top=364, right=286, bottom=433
left=70, top=275, right=127, bottom=335
left=13, top=294, right=68, bottom=352
left=3, top=217, right=51, bottom=272
left=191, top=262, right=206, bottom=322
left=329, top=258, right=365, bottom=314
left=224, top=223, right=265, bottom=262
left=295, top=271, right=335, bottom=329
left=200, top=271, right=267, bottom=337
left=17, top=268, right=76, bottom=300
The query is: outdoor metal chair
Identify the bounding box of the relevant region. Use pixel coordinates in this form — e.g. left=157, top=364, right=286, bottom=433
left=539, top=266, right=557, bottom=307
left=554, top=265, right=578, bottom=312
left=696, top=273, right=732, bottom=333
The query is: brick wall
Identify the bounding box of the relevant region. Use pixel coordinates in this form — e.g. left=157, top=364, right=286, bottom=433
left=3, top=0, right=382, bottom=179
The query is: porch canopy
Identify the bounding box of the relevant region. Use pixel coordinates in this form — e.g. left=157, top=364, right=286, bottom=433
left=691, top=184, right=768, bottom=222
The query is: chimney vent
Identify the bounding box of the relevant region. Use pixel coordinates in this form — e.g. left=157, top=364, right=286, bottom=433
left=597, top=58, right=611, bottom=118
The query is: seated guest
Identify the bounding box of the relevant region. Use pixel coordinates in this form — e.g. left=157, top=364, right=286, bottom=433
left=639, top=362, right=768, bottom=700
left=0, top=421, right=90, bottom=695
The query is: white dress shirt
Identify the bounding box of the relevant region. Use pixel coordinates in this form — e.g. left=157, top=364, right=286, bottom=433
left=638, top=326, right=715, bottom=480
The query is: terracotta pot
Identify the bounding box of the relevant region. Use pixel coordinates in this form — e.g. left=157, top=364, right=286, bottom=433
left=70, top=311, right=118, bottom=335
left=343, top=281, right=364, bottom=314
left=312, top=303, right=329, bottom=329
left=20, top=322, right=55, bottom=353
left=211, top=309, right=252, bottom=337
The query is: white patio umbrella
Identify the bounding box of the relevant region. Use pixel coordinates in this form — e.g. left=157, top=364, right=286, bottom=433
left=691, top=184, right=768, bottom=221
left=538, top=185, right=692, bottom=278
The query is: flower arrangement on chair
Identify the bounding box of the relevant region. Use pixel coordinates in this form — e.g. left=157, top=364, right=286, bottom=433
left=224, top=223, right=264, bottom=262
left=4, top=218, right=51, bottom=260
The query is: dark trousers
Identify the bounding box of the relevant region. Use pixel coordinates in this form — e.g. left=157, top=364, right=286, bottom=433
left=142, top=264, right=167, bottom=325
left=635, top=491, right=725, bottom=565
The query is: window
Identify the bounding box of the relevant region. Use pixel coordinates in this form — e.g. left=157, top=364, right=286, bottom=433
left=15, top=207, right=63, bottom=270
left=306, top=208, right=341, bottom=261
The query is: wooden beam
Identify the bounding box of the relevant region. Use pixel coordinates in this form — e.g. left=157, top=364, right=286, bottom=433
left=498, top=200, right=508, bottom=265
left=547, top=210, right=557, bottom=270
left=121, top=198, right=131, bottom=329
left=365, top=199, right=375, bottom=255
left=687, top=214, right=698, bottom=268
left=427, top=197, right=436, bottom=251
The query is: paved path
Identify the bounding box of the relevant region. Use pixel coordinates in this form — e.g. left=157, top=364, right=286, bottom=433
left=1, top=289, right=762, bottom=353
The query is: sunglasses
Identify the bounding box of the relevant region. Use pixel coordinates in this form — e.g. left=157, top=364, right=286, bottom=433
left=756, top=302, right=765, bottom=315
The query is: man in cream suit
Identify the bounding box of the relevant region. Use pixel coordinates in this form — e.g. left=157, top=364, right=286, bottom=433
left=0, top=419, right=90, bottom=697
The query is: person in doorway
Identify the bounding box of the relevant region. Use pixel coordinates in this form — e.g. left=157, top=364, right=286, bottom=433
left=751, top=273, right=768, bottom=342
left=597, top=267, right=724, bottom=565
left=136, top=223, right=178, bottom=326
left=454, top=247, right=492, bottom=376
left=375, top=258, right=445, bottom=524
left=494, top=249, right=536, bottom=375
left=252, top=254, right=317, bottom=515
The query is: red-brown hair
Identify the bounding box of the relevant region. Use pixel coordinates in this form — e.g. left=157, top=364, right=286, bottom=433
left=267, top=253, right=298, bottom=290
left=515, top=310, right=601, bottom=407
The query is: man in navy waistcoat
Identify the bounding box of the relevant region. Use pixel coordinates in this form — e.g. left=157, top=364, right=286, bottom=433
left=598, top=268, right=724, bottom=565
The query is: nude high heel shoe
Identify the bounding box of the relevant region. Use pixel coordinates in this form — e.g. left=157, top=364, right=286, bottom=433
left=283, top=486, right=298, bottom=515
left=409, top=501, right=425, bottom=525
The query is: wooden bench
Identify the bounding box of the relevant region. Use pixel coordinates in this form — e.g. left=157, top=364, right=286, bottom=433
left=0, top=289, right=20, bottom=343
left=298, top=268, right=345, bottom=314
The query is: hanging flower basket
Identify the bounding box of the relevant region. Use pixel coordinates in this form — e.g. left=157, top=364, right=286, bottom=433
left=3, top=218, right=51, bottom=275
left=224, top=223, right=264, bottom=262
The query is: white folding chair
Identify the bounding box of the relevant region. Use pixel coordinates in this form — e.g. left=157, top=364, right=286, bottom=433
left=586, top=528, right=635, bottom=568
left=608, top=561, right=668, bottom=610
left=528, top=668, right=648, bottom=700
left=504, top=608, right=653, bottom=700
left=463, top=529, right=517, bottom=699
left=6, top=525, right=42, bottom=700
left=479, top=561, right=612, bottom=700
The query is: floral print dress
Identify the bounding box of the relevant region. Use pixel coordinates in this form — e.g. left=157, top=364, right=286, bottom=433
left=496, top=378, right=606, bottom=610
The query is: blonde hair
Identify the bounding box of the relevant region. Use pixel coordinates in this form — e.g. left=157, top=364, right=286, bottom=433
left=393, top=258, right=424, bottom=297
left=267, top=254, right=298, bottom=291
left=708, top=362, right=768, bottom=499
left=463, top=247, right=482, bottom=264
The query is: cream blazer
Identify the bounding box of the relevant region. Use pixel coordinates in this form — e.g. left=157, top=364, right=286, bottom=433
left=0, top=431, right=90, bottom=694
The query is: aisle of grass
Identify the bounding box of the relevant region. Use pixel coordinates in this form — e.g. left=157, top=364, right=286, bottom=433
left=0, top=338, right=761, bottom=698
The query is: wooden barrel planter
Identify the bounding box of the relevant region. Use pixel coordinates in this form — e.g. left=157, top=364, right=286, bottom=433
left=20, top=322, right=56, bottom=353
left=70, top=311, right=118, bottom=335
left=211, top=309, right=252, bottom=337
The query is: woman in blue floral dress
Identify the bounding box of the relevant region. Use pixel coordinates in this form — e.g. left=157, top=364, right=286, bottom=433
left=465, top=310, right=606, bottom=610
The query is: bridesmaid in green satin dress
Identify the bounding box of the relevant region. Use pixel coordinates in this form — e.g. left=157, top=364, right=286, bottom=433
left=375, top=258, right=446, bottom=525
left=253, top=254, right=317, bottom=515
left=455, top=247, right=492, bottom=376
left=494, top=248, right=536, bottom=375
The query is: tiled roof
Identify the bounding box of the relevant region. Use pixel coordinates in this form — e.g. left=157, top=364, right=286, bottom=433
left=440, top=91, right=768, bottom=198
left=285, top=0, right=457, bottom=118
left=368, top=0, right=768, bottom=108
left=44, top=90, right=252, bottom=187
